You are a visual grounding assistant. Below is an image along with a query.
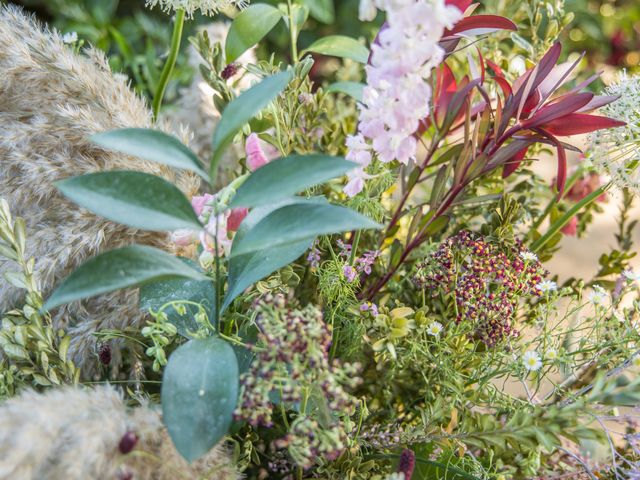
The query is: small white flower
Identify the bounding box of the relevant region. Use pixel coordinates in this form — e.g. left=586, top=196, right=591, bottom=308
left=426, top=321, right=443, bottom=336
left=385, top=474, right=405, bottom=480
left=62, top=32, right=78, bottom=44
left=509, top=55, right=527, bottom=76
left=545, top=348, right=558, bottom=361
left=588, top=285, right=609, bottom=306
left=614, top=309, right=626, bottom=323
left=523, top=350, right=542, bottom=371
left=623, top=269, right=640, bottom=282
left=633, top=356, right=640, bottom=368
left=519, top=251, right=538, bottom=262
left=536, top=280, right=557, bottom=293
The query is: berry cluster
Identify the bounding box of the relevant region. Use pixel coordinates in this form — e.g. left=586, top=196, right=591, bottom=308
left=414, top=231, right=547, bottom=345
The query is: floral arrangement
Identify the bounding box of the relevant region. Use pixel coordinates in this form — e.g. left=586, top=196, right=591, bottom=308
left=1, top=1, right=640, bottom=479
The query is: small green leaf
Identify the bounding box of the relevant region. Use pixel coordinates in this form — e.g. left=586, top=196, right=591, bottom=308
left=325, top=81, right=364, bottom=101
left=225, top=4, right=283, bottom=62
left=90, top=128, right=208, bottom=181
left=211, top=71, right=292, bottom=179
left=304, top=35, right=369, bottom=63
left=44, top=246, right=208, bottom=310
left=301, top=0, right=334, bottom=23
left=223, top=201, right=315, bottom=310
left=230, top=155, right=356, bottom=209
left=230, top=199, right=381, bottom=257
left=56, top=171, right=201, bottom=231
left=140, top=260, right=216, bottom=338
left=162, top=338, right=239, bottom=462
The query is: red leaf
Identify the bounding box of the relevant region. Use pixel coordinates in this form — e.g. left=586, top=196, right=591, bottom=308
left=448, top=15, right=517, bottom=37
left=446, top=0, right=473, bottom=11
left=492, top=76, right=512, bottom=98
left=576, top=95, right=620, bottom=113
left=535, top=128, right=567, bottom=198
left=486, top=59, right=505, bottom=78
left=502, top=145, right=530, bottom=178
left=543, top=114, right=626, bottom=136
left=520, top=92, right=594, bottom=130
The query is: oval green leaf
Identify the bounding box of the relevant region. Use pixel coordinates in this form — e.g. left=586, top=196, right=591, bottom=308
left=90, top=128, right=208, bottom=181
left=223, top=201, right=315, bottom=310
left=230, top=155, right=356, bottom=209
left=56, top=170, right=201, bottom=231
left=162, top=338, right=239, bottom=462
left=326, top=81, right=365, bottom=101
left=229, top=199, right=381, bottom=257
left=44, top=245, right=209, bottom=310
left=140, top=260, right=216, bottom=338
left=301, top=0, right=334, bottom=24
left=304, top=35, right=369, bottom=63
left=211, top=71, right=292, bottom=179
left=225, top=4, right=283, bottom=63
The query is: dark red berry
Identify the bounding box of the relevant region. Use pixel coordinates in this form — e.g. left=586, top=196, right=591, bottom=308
left=119, top=431, right=138, bottom=454
left=98, top=343, right=111, bottom=365
left=221, top=62, right=240, bottom=80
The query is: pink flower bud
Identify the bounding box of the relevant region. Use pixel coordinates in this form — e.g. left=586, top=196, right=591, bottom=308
left=560, top=216, right=578, bottom=236
left=227, top=207, right=248, bottom=232
left=191, top=193, right=216, bottom=217
left=245, top=133, right=277, bottom=171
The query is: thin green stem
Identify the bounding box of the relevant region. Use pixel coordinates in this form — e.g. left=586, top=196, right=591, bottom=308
left=287, top=0, right=299, bottom=64
left=530, top=184, right=609, bottom=252
left=152, top=9, right=186, bottom=121
left=349, top=230, right=361, bottom=266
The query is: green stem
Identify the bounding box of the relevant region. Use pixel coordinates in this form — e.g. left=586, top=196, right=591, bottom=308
left=287, top=0, right=299, bottom=64
left=530, top=184, right=608, bottom=252
left=530, top=168, right=584, bottom=233
left=152, top=9, right=186, bottom=121
left=349, top=230, right=361, bottom=266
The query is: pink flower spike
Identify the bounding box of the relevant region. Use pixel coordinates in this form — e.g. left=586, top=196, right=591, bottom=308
left=227, top=207, right=249, bottom=232
left=245, top=133, right=278, bottom=171
left=191, top=193, right=216, bottom=217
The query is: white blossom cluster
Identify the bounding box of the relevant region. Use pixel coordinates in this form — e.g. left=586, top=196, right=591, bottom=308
left=146, top=0, right=248, bottom=17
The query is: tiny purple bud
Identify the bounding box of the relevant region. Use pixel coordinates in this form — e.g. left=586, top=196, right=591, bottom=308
left=221, top=62, right=240, bottom=80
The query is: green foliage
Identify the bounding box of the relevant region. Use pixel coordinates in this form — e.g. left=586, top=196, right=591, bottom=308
left=56, top=171, right=202, bottom=231
left=303, top=35, right=369, bottom=64
left=225, top=4, right=283, bottom=63
left=162, top=337, right=239, bottom=462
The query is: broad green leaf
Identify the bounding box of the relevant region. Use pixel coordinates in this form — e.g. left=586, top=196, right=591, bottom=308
left=326, top=81, right=365, bottom=101
left=140, top=259, right=215, bottom=338
left=230, top=155, right=356, bottom=209
left=229, top=199, right=381, bottom=257
left=162, top=338, right=239, bottom=462
left=211, top=71, right=292, bottom=178
left=56, top=171, right=201, bottom=231
left=44, top=246, right=208, bottom=310
left=303, top=35, right=369, bottom=64
left=223, top=201, right=316, bottom=310
left=225, top=4, right=283, bottom=62
left=301, top=0, right=334, bottom=23
left=90, top=128, right=208, bottom=180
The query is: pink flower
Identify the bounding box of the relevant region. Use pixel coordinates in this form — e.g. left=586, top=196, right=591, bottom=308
left=561, top=216, right=578, bottom=236
left=170, top=229, right=199, bottom=246
left=343, top=265, right=358, bottom=283
left=191, top=193, right=216, bottom=217
left=201, top=212, right=233, bottom=256
left=227, top=207, right=248, bottom=232
left=245, top=133, right=279, bottom=171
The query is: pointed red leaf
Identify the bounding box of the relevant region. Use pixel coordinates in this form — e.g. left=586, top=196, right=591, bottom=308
left=535, top=128, right=567, bottom=198
left=520, top=92, right=594, bottom=130
left=448, top=15, right=517, bottom=37
left=446, top=0, right=473, bottom=11
left=492, top=76, right=512, bottom=98
left=543, top=114, right=626, bottom=136
left=502, top=145, right=531, bottom=178
left=576, top=95, right=620, bottom=113
left=486, top=59, right=505, bottom=78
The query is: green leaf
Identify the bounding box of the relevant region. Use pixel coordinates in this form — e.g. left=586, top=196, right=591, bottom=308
left=230, top=199, right=381, bottom=257
left=90, top=128, right=208, bottom=181
left=325, top=81, right=364, bottom=101
left=230, top=155, right=356, bottom=209
left=225, top=4, right=283, bottom=62
left=301, top=0, right=334, bottom=23
left=44, top=246, right=208, bottom=310
left=56, top=171, right=201, bottom=231
left=140, top=259, right=215, bottom=338
left=223, top=201, right=314, bottom=310
left=211, top=71, right=292, bottom=178
left=162, top=338, right=239, bottom=462
left=303, top=35, right=369, bottom=63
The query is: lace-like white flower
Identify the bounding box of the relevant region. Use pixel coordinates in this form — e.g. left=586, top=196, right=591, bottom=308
left=536, top=280, right=557, bottom=293
left=519, top=251, right=538, bottom=262
left=588, top=73, right=640, bottom=195
left=61, top=32, right=78, bottom=44
left=426, top=321, right=443, bottom=336
left=344, top=0, right=463, bottom=196
left=588, top=285, right=609, bottom=306
left=146, top=0, right=248, bottom=17
left=523, top=351, right=542, bottom=371
left=624, top=269, right=640, bottom=282
left=545, top=348, right=558, bottom=361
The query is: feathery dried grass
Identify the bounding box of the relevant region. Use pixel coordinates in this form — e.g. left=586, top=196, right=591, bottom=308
left=0, top=5, right=200, bottom=370
left=0, top=385, right=240, bottom=479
